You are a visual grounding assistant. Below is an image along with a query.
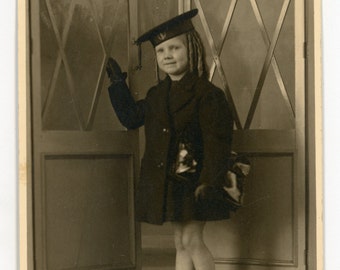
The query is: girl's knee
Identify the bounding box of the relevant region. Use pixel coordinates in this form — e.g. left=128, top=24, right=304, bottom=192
left=173, top=223, right=185, bottom=251
left=181, top=233, right=203, bottom=251
left=173, top=221, right=205, bottom=252
left=174, top=234, right=186, bottom=251
left=181, top=222, right=205, bottom=251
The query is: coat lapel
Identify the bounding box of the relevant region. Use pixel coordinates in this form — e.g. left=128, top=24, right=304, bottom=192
left=148, top=76, right=171, bottom=126
left=169, top=72, right=198, bottom=114
left=147, top=73, right=199, bottom=127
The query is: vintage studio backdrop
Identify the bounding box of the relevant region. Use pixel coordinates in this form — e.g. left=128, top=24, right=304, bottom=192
left=27, top=0, right=315, bottom=270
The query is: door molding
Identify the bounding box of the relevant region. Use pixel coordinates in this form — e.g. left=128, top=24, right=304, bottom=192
left=305, top=0, right=323, bottom=269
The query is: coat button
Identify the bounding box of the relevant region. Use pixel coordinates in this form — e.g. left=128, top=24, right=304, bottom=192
left=157, top=162, right=164, bottom=168
left=162, top=128, right=169, bottom=133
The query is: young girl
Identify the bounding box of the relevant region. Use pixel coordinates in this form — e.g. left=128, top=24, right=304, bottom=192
left=106, top=9, right=234, bottom=270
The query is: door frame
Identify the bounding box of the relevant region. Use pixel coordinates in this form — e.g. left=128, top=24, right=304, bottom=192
left=18, top=0, right=322, bottom=269
left=305, top=0, right=323, bottom=269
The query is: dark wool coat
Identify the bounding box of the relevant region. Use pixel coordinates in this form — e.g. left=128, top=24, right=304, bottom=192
left=108, top=72, right=234, bottom=224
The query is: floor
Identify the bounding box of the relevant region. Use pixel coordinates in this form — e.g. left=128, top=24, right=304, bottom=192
left=142, top=248, right=176, bottom=270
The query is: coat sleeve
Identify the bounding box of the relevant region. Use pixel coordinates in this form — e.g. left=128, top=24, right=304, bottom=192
left=108, top=80, right=146, bottom=130
left=198, top=88, right=234, bottom=186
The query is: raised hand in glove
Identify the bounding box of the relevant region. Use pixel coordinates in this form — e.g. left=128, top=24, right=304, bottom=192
left=106, top=57, right=127, bottom=83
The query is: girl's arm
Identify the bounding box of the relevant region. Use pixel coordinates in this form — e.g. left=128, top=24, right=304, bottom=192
left=106, top=58, right=146, bottom=129
left=108, top=80, right=146, bottom=129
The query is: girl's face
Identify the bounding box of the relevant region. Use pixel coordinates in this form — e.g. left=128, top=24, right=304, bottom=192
left=155, top=34, right=189, bottom=81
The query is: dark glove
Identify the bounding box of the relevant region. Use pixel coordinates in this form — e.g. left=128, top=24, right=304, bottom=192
left=106, top=57, right=127, bottom=83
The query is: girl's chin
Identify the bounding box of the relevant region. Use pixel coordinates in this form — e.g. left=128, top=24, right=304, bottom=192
left=163, top=68, right=186, bottom=75
left=163, top=66, right=177, bottom=72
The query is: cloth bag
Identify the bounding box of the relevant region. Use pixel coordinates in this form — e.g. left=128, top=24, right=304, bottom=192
left=173, top=143, right=251, bottom=210
left=223, top=152, right=251, bottom=209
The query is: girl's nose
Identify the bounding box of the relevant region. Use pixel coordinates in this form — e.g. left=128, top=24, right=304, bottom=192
left=164, top=49, right=172, bottom=59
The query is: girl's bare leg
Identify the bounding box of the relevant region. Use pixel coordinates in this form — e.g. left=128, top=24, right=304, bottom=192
left=173, top=222, right=194, bottom=270
left=172, top=221, right=215, bottom=270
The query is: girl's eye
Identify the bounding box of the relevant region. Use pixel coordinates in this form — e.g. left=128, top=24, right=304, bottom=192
left=156, top=48, right=164, bottom=53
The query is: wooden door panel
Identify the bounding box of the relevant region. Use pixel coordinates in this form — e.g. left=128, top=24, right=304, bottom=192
left=32, top=0, right=306, bottom=269
left=43, top=155, right=135, bottom=269
left=205, top=154, right=296, bottom=265
left=183, top=0, right=305, bottom=269
left=31, top=0, right=140, bottom=269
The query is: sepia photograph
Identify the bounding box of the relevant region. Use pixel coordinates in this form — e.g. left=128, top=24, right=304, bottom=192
left=18, top=0, right=323, bottom=269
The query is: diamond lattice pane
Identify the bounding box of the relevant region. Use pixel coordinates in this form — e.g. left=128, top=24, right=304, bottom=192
left=256, top=0, right=286, bottom=38
left=219, top=0, right=268, bottom=128
left=249, top=0, right=295, bottom=129
left=251, top=66, right=294, bottom=129
left=273, top=1, right=295, bottom=111
left=64, top=1, right=105, bottom=127
left=49, top=0, right=72, bottom=38
left=91, top=0, right=122, bottom=51
left=40, top=0, right=60, bottom=112
left=138, top=0, right=178, bottom=34
left=92, top=0, right=130, bottom=131
left=43, top=64, right=80, bottom=130
left=197, top=0, right=233, bottom=46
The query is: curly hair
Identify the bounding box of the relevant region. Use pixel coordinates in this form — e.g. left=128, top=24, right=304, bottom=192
left=186, top=30, right=208, bottom=78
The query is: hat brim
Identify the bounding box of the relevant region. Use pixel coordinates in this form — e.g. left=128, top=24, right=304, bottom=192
left=135, top=9, right=198, bottom=47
